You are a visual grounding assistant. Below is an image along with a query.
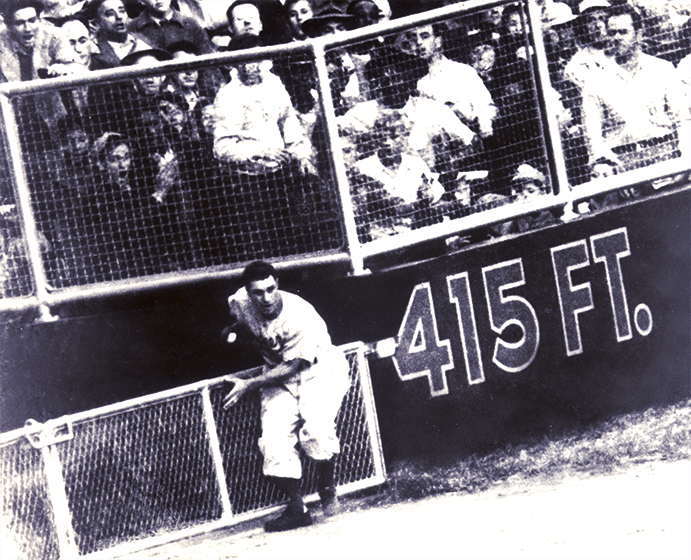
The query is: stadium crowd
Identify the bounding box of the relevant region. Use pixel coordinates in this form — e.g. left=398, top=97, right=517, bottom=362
left=0, top=0, right=689, bottom=285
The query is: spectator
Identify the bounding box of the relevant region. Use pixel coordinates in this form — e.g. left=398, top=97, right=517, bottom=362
left=302, top=4, right=360, bottom=111
left=395, top=23, right=497, bottom=139
left=285, top=0, right=312, bottom=41
left=86, top=0, right=151, bottom=69
left=349, top=113, right=445, bottom=241
left=128, top=0, right=215, bottom=54
left=495, top=2, right=530, bottom=70
left=475, top=163, right=557, bottom=238
left=213, top=35, right=322, bottom=257
left=0, top=0, right=74, bottom=81
left=87, top=132, right=166, bottom=279
left=165, top=40, right=223, bottom=116
left=57, top=18, right=96, bottom=115
left=582, top=3, right=689, bottom=182
left=563, top=0, right=616, bottom=89
left=469, top=5, right=503, bottom=42
left=0, top=0, right=75, bottom=153
left=52, top=114, right=95, bottom=193
left=338, top=46, right=475, bottom=190
left=225, top=0, right=293, bottom=46
left=301, top=1, right=355, bottom=37
left=346, top=0, right=384, bottom=29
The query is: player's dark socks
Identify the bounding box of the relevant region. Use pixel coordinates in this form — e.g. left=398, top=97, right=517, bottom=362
left=316, top=459, right=340, bottom=516
left=316, top=459, right=335, bottom=491
left=269, top=476, right=305, bottom=513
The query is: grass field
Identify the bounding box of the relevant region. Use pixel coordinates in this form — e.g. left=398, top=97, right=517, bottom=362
left=360, top=397, right=691, bottom=507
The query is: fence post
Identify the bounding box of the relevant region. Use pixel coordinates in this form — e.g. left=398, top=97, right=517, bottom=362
left=312, top=42, right=367, bottom=275
left=525, top=0, right=572, bottom=197
left=201, top=386, right=233, bottom=520
left=40, top=444, right=79, bottom=559
left=0, top=92, right=57, bottom=321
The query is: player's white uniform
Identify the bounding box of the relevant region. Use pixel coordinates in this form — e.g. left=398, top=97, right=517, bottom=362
left=228, top=288, right=351, bottom=479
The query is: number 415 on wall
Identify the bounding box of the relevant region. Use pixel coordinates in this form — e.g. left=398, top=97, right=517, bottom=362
left=391, top=228, right=651, bottom=397
left=392, top=259, right=538, bottom=397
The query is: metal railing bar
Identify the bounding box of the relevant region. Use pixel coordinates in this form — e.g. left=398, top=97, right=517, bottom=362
left=527, top=0, right=571, bottom=197
left=25, top=252, right=350, bottom=308
left=312, top=42, right=366, bottom=275
left=358, top=162, right=691, bottom=259
left=0, top=94, right=51, bottom=316
left=201, top=386, right=233, bottom=521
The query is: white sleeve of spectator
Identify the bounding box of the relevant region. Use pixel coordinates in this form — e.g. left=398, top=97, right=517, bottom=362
left=581, top=85, right=609, bottom=165
left=213, top=87, right=245, bottom=162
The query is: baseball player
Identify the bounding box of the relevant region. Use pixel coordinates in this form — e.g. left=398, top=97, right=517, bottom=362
left=222, top=261, right=350, bottom=532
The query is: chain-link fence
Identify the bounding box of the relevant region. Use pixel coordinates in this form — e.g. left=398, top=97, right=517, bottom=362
left=0, top=342, right=384, bottom=560
left=0, top=0, right=689, bottom=310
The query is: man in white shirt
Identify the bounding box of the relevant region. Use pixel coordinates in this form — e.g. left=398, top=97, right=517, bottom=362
left=213, top=35, right=318, bottom=256
left=582, top=3, right=689, bottom=179
left=395, top=23, right=497, bottom=139
left=213, top=40, right=313, bottom=174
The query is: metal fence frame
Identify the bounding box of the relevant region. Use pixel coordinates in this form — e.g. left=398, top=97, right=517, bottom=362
left=0, top=341, right=386, bottom=560
left=1, top=0, right=689, bottom=316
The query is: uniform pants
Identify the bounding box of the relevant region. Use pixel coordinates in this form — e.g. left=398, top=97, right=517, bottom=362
left=258, top=352, right=350, bottom=479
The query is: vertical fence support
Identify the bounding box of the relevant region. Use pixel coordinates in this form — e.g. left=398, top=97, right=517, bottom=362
left=312, top=42, right=367, bottom=276
left=201, top=387, right=233, bottom=520
left=355, top=345, right=386, bottom=482
left=526, top=0, right=572, bottom=198
left=41, top=444, right=79, bottom=559
left=0, top=92, right=57, bottom=321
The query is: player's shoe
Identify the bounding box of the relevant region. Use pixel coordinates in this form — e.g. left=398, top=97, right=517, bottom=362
left=319, top=486, right=341, bottom=517
left=264, top=506, right=313, bottom=532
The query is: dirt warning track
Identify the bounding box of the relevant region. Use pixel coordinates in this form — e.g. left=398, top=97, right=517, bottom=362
left=119, top=459, right=690, bottom=560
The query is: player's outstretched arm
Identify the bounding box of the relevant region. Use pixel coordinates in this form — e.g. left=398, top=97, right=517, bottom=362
left=222, top=358, right=309, bottom=409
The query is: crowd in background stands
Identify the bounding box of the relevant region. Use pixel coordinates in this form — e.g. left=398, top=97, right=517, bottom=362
left=0, top=0, right=690, bottom=283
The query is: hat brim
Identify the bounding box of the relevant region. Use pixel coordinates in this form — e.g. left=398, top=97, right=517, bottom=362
left=302, top=15, right=356, bottom=37
left=120, top=49, right=173, bottom=67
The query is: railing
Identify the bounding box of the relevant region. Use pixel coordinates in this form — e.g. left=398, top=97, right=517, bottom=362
left=1, top=0, right=689, bottom=316
left=0, top=341, right=385, bottom=560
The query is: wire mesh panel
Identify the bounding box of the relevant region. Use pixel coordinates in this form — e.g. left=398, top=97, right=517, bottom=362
left=0, top=121, right=35, bottom=300
left=9, top=48, right=345, bottom=290
left=55, top=395, right=222, bottom=556
left=333, top=2, right=552, bottom=244
left=0, top=438, right=60, bottom=560
left=544, top=1, right=691, bottom=194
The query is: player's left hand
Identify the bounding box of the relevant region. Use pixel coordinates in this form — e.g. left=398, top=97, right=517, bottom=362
left=222, top=376, right=251, bottom=409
